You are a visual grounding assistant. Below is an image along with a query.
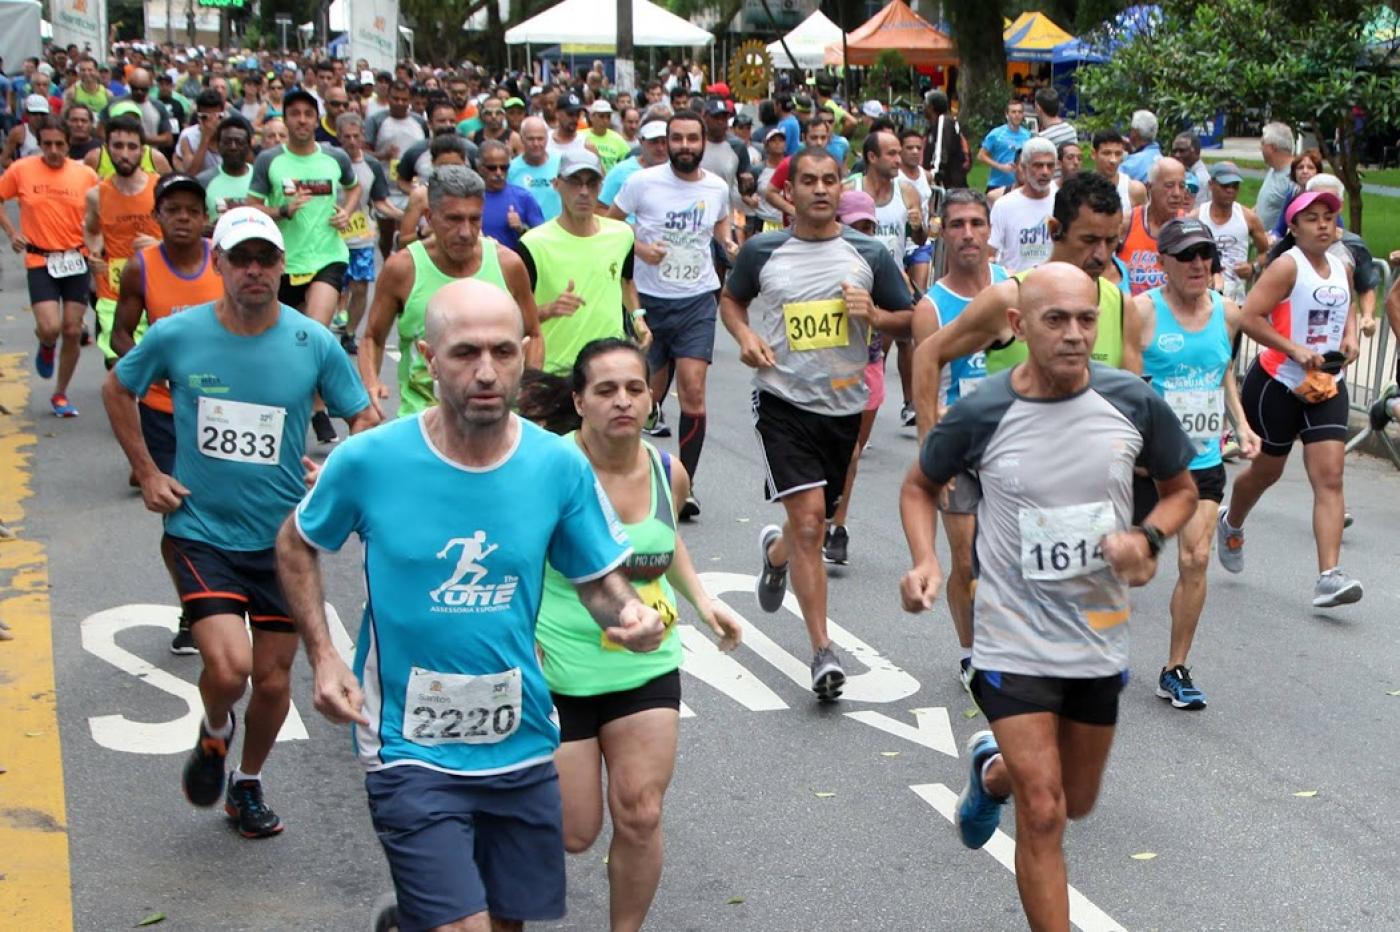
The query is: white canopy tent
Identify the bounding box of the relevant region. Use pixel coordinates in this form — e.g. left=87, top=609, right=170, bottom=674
left=305, top=0, right=414, bottom=55
left=505, top=0, right=713, bottom=46
left=767, top=9, right=844, bottom=70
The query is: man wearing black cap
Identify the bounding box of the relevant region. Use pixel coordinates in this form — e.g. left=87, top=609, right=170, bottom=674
left=247, top=87, right=362, bottom=443
left=700, top=98, right=752, bottom=237
left=547, top=92, right=595, bottom=160
left=1132, top=217, right=1256, bottom=711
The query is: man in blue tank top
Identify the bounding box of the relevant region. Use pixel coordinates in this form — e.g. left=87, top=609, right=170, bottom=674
left=1132, top=218, right=1258, bottom=709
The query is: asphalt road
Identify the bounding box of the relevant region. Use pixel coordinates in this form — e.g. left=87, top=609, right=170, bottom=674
left=3, top=236, right=1400, bottom=932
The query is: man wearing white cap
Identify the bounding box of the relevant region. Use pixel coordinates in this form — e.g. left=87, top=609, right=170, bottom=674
left=0, top=94, right=51, bottom=165
left=102, top=206, right=377, bottom=839
left=599, top=119, right=669, bottom=215
left=585, top=99, right=630, bottom=173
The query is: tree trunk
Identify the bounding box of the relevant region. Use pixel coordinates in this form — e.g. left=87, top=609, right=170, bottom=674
left=1329, top=121, right=1365, bottom=234
left=944, top=0, right=1007, bottom=138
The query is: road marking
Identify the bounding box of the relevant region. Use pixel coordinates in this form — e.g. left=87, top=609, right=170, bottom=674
left=0, top=352, right=74, bottom=931
left=846, top=708, right=958, bottom=757
left=678, top=623, right=788, bottom=711
left=909, top=783, right=1126, bottom=932
left=699, top=572, right=920, bottom=703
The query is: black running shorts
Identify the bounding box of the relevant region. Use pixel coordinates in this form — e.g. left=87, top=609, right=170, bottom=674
left=1241, top=359, right=1349, bottom=457
left=163, top=534, right=294, bottom=632
left=751, top=389, right=862, bottom=520
left=972, top=669, right=1128, bottom=726
left=552, top=669, right=682, bottom=743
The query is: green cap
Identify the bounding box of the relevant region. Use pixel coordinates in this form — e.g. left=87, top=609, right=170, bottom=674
left=503, top=97, right=525, bottom=110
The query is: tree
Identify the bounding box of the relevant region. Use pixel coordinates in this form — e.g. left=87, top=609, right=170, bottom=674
left=1076, top=0, right=1399, bottom=232
left=943, top=0, right=1008, bottom=140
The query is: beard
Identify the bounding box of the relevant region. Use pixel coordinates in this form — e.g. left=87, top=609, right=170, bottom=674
left=669, top=149, right=700, bottom=173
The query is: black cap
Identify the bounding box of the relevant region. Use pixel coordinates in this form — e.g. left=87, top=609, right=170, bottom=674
left=154, top=172, right=206, bottom=206
left=703, top=98, right=730, bottom=118
left=1157, top=217, right=1216, bottom=257
left=282, top=88, right=318, bottom=113
left=561, top=92, right=584, bottom=113
left=732, top=112, right=753, bottom=127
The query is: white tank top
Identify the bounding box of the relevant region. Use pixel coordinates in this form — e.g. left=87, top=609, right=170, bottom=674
left=868, top=176, right=912, bottom=259
left=1259, top=246, right=1350, bottom=391
left=1198, top=202, right=1249, bottom=301
left=1115, top=172, right=1133, bottom=217
left=19, top=125, right=39, bottom=158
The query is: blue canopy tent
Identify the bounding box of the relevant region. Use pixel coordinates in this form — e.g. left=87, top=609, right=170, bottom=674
left=1049, top=5, right=1159, bottom=118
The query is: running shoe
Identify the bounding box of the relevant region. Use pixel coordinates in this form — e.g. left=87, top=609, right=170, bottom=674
left=900, top=403, right=916, bottom=428
left=1156, top=665, right=1207, bottom=710
left=1215, top=511, right=1244, bottom=574
left=332, top=309, right=349, bottom=331
left=1313, top=569, right=1363, bottom=607
left=225, top=778, right=285, bottom=838
left=169, top=616, right=198, bottom=656
left=959, top=657, right=976, bottom=698
left=1369, top=383, right=1398, bottom=433
left=79, top=326, right=92, bottom=347
left=340, top=331, right=359, bottom=356
left=50, top=393, right=78, bottom=418
left=823, top=524, right=849, bottom=565
left=955, top=730, right=1007, bottom=850
left=312, top=410, right=339, bottom=445
left=679, top=495, right=700, bottom=521
left=35, top=342, right=55, bottom=379
left=810, top=644, right=846, bottom=702
left=369, top=893, right=400, bottom=932
left=755, top=524, right=787, bottom=613
left=182, top=711, right=235, bottom=807
left=642, top=406, right=671, bottom=438
left=1343, top=512, right=1354, bottom=530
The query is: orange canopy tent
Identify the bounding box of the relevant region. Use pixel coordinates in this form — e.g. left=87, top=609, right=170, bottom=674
left=823, top=0, right=959, bottom=68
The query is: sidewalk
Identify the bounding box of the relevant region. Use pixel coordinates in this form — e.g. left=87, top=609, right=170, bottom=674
left=1202, top=137, right=1400, bottom=198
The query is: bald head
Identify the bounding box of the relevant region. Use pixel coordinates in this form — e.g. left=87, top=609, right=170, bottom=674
left=1148, top=156, right=1185, bottom=187
left=1018, top=262, right=1099, bottom=316
left=425, top=279, right=524, bottom=349
left=1147, top=157, right=1191, bottom=216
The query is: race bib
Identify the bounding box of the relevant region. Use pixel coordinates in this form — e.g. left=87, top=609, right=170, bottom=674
left=1166, top=388, right=1224, bottom=449
left=783, top=299, right=849, bottom=352
left=106, top=257, right=128, bottom=292
left=602, top=579, right=677, bottom=652
left=287, top=271, right=315, bottom=287
left=402, top=666, right=521, bottom=746
left=340, top=210, right=371, bottom=241
left=196, top=396, right=285, bottom=466
left=46, top=249, right=87, bottom=279
left=658, top=245, right=706, bottom=285
left=957, top=377, right=983, bottom=400
left=1019, top=501, right=1116, bottom=581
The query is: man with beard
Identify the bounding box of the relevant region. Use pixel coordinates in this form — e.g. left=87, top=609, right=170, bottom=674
left=360, top=165, right=542, bottom=418
left=988, top=138, right=1058, bottom=273
left=610, top=110, right=735, bottom=520
left=84, top=116, right=163, bottom=367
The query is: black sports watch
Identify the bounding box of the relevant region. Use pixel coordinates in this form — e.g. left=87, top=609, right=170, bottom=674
left=1136, top=523, right=1166, bottom=558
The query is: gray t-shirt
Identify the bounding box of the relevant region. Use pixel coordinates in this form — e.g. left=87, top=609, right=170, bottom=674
left=725, top=228, right=913, bottom=416
left=1255, top=167, right=1296, bottom=232
left=919, top=364, right=1194, bottom=677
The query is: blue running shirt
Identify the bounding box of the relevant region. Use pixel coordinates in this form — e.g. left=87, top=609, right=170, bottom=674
left=1140, top=287, right=1232, bottom=470
left=931, top=263, right=1009, bottom=406
left=114, top=302, right=368, bottom=550
left=295, top=415, right=632, bottom=776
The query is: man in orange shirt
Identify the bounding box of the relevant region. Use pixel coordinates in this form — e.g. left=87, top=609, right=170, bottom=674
left=0, top=116, right=100, bottom=416
left=84, top=115, right=162, bottom=368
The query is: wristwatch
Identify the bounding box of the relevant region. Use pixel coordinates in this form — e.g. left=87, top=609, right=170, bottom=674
left=1136, top=523, right=1166, bottom=558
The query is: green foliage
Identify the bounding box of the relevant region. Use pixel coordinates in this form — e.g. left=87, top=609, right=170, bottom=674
left=1075, top=0, right=1400, bottom=230
left=865, top=49, right=911, bottom=101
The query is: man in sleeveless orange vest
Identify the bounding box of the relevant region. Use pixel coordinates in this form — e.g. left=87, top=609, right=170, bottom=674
left=1117, top=156, right=1191, bottom=296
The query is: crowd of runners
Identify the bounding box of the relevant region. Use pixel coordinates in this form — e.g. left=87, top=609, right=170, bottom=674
left=3, top=39, right=1399, bottom=932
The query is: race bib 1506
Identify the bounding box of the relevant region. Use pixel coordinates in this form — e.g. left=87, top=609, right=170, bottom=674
left=1165, top=388, right=1224, bottom=450
left=403, top=666, right=522, bottom=746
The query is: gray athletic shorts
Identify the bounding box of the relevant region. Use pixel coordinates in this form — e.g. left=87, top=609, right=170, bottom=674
left=641, top=292, right=718, bottom=368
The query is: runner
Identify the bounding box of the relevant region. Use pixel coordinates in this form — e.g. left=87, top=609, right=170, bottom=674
left=1220, top=190, right=1364, bottom=607
left=397, top=135, right=474, bottom=247
left=1254, top=121, right=1297, bottom=233
left=361, top=165, right=543, bottom=418
left=721, top=145, right=915, bottom=700
left=109, top=173, right=226, bottom=655
left=520, top=338, right=741, bottom=932
left=1191, top=160, right=1270, bottom=305
left=1120, top=109, right=1163, bottom=182
left=0, top=115, right=99, bottom=416
left=584, top=99, right=630, bottom=173
left=907, top=189, right=1008, bottom=686
left=975, top=99, right=1030, bottom=194
left=2, top=94, right=52, bottom=166
left=1090, top=129, right=1146, bottom=223
left=276, top=279, right=665, bottom=932
left=520, top=150, right=647, bottom=374
left=897, top=128, right=938, bottom=293
left=63, top=103, right=103, bottom=161
left=1118, top=156, right=1190, bottom=295
left=469, top=96, right=522, bottom=155
left=511, top=116, right=563, bottom=221
left=610, top=110, right=735, bottom=520
left=334, top=111, right=399, bottom=356
left=197, top=117, right=255, bottom=224
left=102, top=207, right=377, bottom=838
left=478, top=139, right=543, bottom=253
left=82, top=115, right=161, bottom=369
left=988, top=139, right=1057, bottom=273
left=900, top=262, right=1197, bottom=932
left=1132, top=218, right=1260, bottom=708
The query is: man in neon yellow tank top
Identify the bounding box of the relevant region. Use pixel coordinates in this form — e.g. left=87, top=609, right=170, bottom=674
left=911, top=172, right=1144, bottom=436
left=360, top=165, right=544, bottom=417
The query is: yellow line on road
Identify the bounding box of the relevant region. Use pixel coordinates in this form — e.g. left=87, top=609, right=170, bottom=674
left=0, top=351, right=73, bottom=931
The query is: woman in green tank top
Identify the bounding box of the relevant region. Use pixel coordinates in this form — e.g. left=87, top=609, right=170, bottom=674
left=524, top=339, right=741, bottom=932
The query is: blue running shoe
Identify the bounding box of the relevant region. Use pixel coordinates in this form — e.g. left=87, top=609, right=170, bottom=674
left=35, top=342, right=55, bottom=379
left=955, top=729, right=1007, bottom=849
left=1156, top=665, right=1207, bottom=710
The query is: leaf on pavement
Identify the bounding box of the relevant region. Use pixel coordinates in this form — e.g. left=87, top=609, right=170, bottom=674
left=963, top=708, right=980, bottom=719
left=813, top=791, right=836, bottom=798
left=1130, top=852, right=1157, bottom=861
left=135, top=913, right=166, bottom=927
left=736, top=517, right=750, bottom=523
left=24, top=731, right=43, bottom=737
left=726, top=896, right=745, bottom=905
left=1386, top=690, right=1400, bottom=697
left=880, top=751, right=900, bottom=758
left=1293, top=790, right=1319, bottom=798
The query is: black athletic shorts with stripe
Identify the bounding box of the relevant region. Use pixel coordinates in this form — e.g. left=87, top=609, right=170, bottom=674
left=163, top=534, right=295, bottom=632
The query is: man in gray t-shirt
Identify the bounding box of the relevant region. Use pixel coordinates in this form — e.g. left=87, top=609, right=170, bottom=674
left=899, top=262, right=1196, bottom=932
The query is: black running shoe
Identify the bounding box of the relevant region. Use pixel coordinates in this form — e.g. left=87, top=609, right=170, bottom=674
left=679, top=495, right=700, bottom=521
left=755, top=524, right=788, bottom=613
left=340, top=332, right=359, bottom=356
left=169, top=616, right=198, bottom=656
left=823, top=524, right=849, bottom=564
left=225, top=778, right=285, bottom=838
left=312, top=410, right=339, bottom=445
left=182, top=711, right=234, bottom=808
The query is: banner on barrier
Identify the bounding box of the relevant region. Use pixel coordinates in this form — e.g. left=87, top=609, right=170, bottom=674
left=347, top=0, right=398, bottom=72
left=52, top=0, right=107, bottom=66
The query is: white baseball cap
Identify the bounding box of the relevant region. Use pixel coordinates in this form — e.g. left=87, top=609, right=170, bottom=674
left=24, top=94, right=50, bottom=114
left=639, top=120, right=667, bottom=141
left=589, top=99, right=614, bottom=114
left=861, top=99, right=886, bottom=119
left=212, top=206, right=285, bottom=252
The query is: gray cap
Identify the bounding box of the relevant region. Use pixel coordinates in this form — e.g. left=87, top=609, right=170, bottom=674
left=1209, top=161, right=1243, bottom=185
left=558, top=149, right=603, bottom=179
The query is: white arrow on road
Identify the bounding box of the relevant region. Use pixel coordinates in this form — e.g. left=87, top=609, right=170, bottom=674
left=845, top=707, right=958, bottom=757
left=909, top=783, right=1126, bottom=932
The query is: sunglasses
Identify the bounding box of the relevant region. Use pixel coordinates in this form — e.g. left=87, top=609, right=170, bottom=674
left=225, top=246, right=282, bottom=269
left=480, top=163, right=508, bottom=172
left=1170, top=244, right=1215, bottom=264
